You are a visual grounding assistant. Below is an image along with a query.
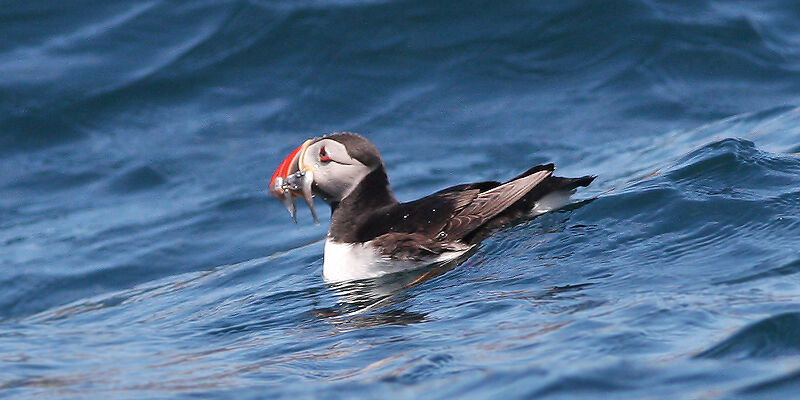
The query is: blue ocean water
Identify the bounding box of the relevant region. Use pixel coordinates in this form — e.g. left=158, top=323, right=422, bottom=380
left=1, top=0, right=800, bottom=398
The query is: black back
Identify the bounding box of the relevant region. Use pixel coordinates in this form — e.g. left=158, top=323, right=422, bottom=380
left=328, top=162, right=595, bottom=249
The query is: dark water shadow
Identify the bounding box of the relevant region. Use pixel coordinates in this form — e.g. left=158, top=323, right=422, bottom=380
left=715, top=258, right=800, bottom=286
left=738, top=367, right=800, bottom=396
left=695, top=312, right=800, bottom=360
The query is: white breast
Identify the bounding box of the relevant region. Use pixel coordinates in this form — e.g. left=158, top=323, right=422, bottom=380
left=322, top=238, right=469, bottom=282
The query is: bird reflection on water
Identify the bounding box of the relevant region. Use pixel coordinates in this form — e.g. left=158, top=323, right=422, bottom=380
left=312, top=248, right=478, bottom=329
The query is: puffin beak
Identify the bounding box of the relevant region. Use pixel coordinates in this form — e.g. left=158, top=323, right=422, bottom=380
left=268, top=139, right=319, bottom=225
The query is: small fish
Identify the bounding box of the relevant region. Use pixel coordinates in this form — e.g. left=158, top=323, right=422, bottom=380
left=300, top=170, right=320, bottom=225
left=267, top=138, right=319, bottom=224
left=283, top=170, right=319, bottom=225
left=272, top=176, right=298, bottom=223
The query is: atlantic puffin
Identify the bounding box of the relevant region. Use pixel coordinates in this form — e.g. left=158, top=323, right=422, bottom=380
left=269, top=132, right=594, bottom=282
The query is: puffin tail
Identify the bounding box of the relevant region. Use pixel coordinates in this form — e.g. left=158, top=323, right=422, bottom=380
left=507, top=164, right=595, bottom=192
left=547, top=175, right=596, bottom=192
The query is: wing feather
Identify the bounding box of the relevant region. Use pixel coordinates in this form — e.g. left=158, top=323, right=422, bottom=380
left=443, top=170, right=552, bottom=239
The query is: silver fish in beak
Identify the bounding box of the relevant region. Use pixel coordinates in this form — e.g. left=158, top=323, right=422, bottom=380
left=269, top=140, right=320, bottom=225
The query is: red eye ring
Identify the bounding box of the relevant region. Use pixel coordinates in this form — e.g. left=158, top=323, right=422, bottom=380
left=319, top=146, right=332, bottom=162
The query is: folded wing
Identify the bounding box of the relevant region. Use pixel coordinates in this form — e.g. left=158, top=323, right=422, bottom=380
left=443, top=169, right=552, bottom=240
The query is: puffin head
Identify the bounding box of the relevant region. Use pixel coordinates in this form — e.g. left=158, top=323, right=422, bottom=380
left=269, top=132, right=383, bottom=222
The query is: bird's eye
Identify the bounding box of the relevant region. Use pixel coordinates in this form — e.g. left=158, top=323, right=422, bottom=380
left=319, top=146, right=332, bottom=162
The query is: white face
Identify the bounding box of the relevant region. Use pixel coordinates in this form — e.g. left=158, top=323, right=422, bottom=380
left=300, top=138, right=373, bottom=202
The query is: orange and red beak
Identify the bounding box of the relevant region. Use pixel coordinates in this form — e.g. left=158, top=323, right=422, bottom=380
left=269, top=139, right=311, bottom=198
left=269, top=139, right=319, bottom=224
